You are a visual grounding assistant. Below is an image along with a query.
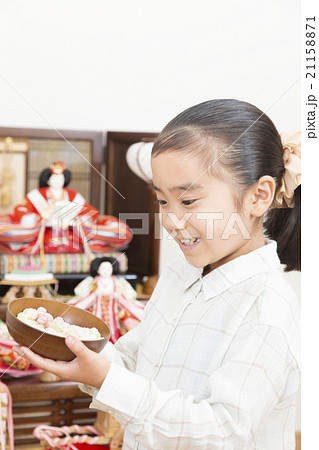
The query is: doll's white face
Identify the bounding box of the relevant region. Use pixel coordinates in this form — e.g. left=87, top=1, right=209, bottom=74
left=48, top=173, right=65, bottom=190
left=98, top=261, right=113, bottom=278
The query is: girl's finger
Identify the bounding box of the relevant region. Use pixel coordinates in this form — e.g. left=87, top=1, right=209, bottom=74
left=13, top=346, right=59, bottom=373
left=12, top=345, right=23, bottom=355
left=65, top=336, right=91, bottom=358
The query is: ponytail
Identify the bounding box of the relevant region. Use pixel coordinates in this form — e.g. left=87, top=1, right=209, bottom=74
left=264, top=185, right=301, bottom=271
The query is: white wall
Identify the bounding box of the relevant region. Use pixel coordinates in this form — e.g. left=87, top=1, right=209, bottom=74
left=0, top=0, right=300, bottom=131
left=0, top=0, right=300, bottom=430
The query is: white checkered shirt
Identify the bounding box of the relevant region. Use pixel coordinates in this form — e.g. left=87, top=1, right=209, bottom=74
left=81, top=240, right=300, bottom=449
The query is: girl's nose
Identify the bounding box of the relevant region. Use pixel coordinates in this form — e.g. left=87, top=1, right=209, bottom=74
left=161, top=211, right=191, bottom=234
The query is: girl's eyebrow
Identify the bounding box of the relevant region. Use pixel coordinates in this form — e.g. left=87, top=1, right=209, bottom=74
left=152, top=182, right=203, bottom=192
left=152, top=183, right=161, bottom=191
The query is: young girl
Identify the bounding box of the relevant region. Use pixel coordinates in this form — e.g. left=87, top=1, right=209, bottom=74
left=15, top=99, right=301, bottom=450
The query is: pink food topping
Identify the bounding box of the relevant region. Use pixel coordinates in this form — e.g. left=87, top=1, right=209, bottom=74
left=37, top=312, right=53, bottom=327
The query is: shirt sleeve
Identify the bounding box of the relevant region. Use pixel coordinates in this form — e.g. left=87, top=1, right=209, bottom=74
left=78, top=322, right=144, bottom=396
left=90, top=323, right=299, bottom=450
left=78, top=291, right=155, bottom=396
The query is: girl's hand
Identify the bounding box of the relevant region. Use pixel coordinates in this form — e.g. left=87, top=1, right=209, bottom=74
left=13, top=336, right=110, bottom=389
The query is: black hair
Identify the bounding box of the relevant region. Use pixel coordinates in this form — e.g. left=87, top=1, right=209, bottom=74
left=90, top=257, right=120, bottom=277
left=152, top=99, right=300, bottom=272
left=39, top=168, right=71, bottom=188
left=264, top=186, right=300, bottom=271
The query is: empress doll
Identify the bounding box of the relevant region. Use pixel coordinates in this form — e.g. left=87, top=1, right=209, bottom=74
left=69, top=257, right=144, bottom=343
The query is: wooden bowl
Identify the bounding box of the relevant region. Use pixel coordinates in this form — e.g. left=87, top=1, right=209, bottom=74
left=6, top=298, right=111, bottom=361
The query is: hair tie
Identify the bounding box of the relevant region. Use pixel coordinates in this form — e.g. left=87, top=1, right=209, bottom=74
left=271, top=131, right=301, bottom=209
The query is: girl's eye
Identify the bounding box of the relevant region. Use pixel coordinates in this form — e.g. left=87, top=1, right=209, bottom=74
left=182, top=199, right=196, bottom=206
left=155, top=199, right=167, bottom=206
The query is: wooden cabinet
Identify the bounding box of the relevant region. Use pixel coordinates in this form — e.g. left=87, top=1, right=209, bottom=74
left=4, top=375, right=96, bottom=448
left=105, top=132, right=159, bottom=277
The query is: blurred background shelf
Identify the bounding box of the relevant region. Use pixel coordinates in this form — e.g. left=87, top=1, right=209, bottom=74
left=3, top=374, right=96, bottom=448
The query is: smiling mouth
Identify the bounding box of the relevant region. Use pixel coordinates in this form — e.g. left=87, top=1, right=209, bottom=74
left=179, top=237, right=201, bottom=246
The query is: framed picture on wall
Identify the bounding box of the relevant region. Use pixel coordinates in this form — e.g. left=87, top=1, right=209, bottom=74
left=0, top=127, right=103, bottom=211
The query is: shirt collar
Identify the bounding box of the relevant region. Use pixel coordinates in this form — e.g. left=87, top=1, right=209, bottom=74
left=177, top=257, right=202, bottom=290
left=201, top=239, right=281, bottom=301
left=180, top=239, right=281, bottom=301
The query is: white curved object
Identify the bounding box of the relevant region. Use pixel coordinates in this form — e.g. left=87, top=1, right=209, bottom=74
left=126, top=142, right=153, bottom=183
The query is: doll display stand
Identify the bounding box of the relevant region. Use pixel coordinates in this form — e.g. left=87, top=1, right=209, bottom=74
left=0, top=279, right=58, bottom=286
left=0, top=252, right=128, bottom=275
left=0, top=278, right=58, bottom=304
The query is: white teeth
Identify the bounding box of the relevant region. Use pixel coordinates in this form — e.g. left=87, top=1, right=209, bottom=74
left=180, top=238, right=199, bottom=245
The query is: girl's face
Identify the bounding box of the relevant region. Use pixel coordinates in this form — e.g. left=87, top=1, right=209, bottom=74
left=151, top=151, right=260, bottom=271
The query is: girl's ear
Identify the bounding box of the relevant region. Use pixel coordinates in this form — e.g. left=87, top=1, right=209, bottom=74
left=248, top=176, right=276, bottom=217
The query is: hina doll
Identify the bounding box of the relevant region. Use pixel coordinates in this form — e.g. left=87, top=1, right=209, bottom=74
left=69, top=257, right=144, bottom=343
left=0, top=162, right=132, bottom=254
left=8, top=161, right=98, bottom=254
